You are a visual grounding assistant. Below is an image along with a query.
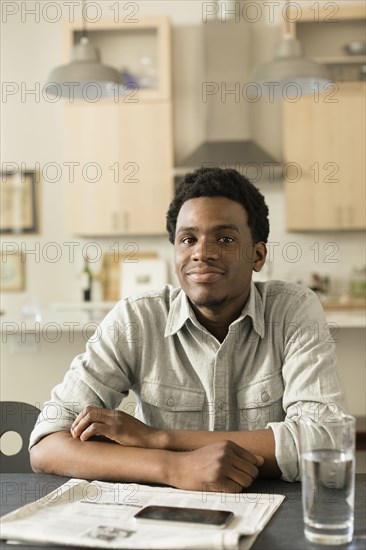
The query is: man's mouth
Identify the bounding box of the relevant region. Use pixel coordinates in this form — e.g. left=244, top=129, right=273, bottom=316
left=186, top=270, right=225, bottom=283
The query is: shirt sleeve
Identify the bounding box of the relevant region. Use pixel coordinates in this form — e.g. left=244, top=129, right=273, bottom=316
left=266, top=288, right=348, bottom=482
left=29, top=299, right=141, bottom=449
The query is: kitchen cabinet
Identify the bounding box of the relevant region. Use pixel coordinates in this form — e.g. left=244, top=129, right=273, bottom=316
left=284, top=83, right=365, bottom=230
left=287, top=3, right=366, bottom=83
left=63, top=17, right=173, bottom=236
left=63, top=16, right=171, bottom=101
left=65, top=101, right=173, bottom=235
left=283, top=3, right=366, bottom=231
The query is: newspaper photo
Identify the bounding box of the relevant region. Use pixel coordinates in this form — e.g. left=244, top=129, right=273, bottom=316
left=0, top=479, right=284, bottom=549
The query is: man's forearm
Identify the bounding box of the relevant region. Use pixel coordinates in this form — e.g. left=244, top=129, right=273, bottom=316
left=30, top=430, right=266, bottom=492
left=160, top=427, right=281, bottom=478
left=68, top=406, right=282, bottom=479
left=30, top=431, right=174, bottom=485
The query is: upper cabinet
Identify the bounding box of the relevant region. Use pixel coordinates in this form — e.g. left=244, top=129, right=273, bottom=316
left=284, top=83, right=365, bottom=230
left=64, top=17, right=173, bottom=236
left=64, top=16, right=171, bottom=101
left=287, top=3, right=366, bottom=83
left=283, top=4, right=366, bottom=231
left=65, top=101, right=173, bottom=236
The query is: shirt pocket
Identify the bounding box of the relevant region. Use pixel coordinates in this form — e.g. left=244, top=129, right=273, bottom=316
left=139, top=381, right=206, bottom=430
left=236, top=372, right=285, bottom=431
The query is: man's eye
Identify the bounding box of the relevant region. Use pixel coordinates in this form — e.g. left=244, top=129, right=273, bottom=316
left=218, top=236, right=235, bottom=243
left=181, top=237, right=196, bottom=244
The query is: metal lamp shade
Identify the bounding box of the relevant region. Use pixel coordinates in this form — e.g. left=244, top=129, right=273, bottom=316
left=252, top=36, right=331, bottom=97
left=45, top=37, right=125, bottom=99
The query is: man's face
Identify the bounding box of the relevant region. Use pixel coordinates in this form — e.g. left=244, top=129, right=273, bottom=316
left=174, top=196, right=266, bottom=310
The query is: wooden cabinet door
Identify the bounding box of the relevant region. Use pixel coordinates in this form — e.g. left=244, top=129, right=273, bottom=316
left=65, top=102, right=121, bottom=236
left=335, top=87, right=365, bottom=229
left=118, top=102, right=173, bottom=235
left=284, top=83, right=365, bottom=231
left=65, top=101, right=173, bottom=236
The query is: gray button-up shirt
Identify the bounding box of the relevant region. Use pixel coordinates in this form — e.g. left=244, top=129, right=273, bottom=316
left=29, top=280, right=347, bottom=482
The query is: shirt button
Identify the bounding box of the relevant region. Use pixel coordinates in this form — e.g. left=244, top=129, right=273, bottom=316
left=261, top=391, right=270, bottom=402
left=167, top=397, right=175, bottom=408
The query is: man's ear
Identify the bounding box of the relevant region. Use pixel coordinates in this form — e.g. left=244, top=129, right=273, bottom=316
left=253, top=242, right=267, bottom=272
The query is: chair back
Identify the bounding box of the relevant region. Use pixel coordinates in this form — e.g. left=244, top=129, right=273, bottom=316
left=0, top=401, right=41, bottom=473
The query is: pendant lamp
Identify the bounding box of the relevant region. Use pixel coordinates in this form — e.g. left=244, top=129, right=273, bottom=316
left=45, top=1, right=124, bottom=99
left=251, top=3, right=331, bottom=96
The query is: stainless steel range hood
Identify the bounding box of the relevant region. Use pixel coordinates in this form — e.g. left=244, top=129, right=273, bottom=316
left=174, top=140, right=282, bottom=183
left=173, top=20, right=283, bottom=184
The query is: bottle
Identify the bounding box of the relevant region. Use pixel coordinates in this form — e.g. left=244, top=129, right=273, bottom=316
left=349, top=266, right=366, bottom=300
left=81, top=256, right=92, bottom=302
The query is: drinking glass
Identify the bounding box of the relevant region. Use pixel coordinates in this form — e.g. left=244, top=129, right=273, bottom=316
left=299, top=414, right=355, bottom=545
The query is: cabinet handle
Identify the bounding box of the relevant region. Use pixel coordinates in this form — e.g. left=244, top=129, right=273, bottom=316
left=336, top=207, right=342, bottom=227
left=123, top=211, right=129, bottom=232
left=112, top=212, right=119, bottom=231
left=348, top=206, right=353, bottom=226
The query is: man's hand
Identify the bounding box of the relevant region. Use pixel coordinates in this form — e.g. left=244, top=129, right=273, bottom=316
left=70, top=406, right=267, bottom=491
left=170, top=440, right=264, bottom=492
left=71, top=405, right=160, bottom=448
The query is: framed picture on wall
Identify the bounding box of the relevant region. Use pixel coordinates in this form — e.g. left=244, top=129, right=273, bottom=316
left=0, top=170, right=38, bottom=233
left=0, top=252, right=25, bottom=291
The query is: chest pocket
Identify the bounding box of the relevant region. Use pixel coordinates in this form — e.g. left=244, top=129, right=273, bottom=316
left=139, top=381, right=205, bottom=430
left=236, top=372, right=285, bottom=431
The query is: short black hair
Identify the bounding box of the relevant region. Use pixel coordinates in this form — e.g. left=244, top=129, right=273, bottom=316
left=166, top=167, right=269, bottom=244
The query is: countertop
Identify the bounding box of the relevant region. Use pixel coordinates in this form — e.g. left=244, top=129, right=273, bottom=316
left=1, top=302, right=365, bottom=331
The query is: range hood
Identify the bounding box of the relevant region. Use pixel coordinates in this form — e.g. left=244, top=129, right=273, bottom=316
left=173, top=21, right=283, bottom=184
left=174, top=140, right=282, bottom=183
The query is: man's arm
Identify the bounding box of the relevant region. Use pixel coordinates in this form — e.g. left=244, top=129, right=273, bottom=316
left=30, top=430, right=264, bottom=492
left=69, top=406, right=280, bottom=478
left=160, top=427, right=281, bottom=478
left=30, top=431, right=169, bottom=483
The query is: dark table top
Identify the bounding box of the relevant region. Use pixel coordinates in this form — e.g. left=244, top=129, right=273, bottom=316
left=0, top=474, right=365, bottom=550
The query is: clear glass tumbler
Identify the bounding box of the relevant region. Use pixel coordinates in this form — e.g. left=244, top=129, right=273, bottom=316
left=299, top=414, right=355, bottom=545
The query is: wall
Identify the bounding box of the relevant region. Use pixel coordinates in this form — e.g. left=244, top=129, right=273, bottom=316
left=1, top=1, right=207, bottom=316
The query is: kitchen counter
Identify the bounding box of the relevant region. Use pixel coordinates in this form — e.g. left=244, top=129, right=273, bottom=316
left=324, top=310, right=365, bottom=328
left=1, top=307, right=365, bottom=331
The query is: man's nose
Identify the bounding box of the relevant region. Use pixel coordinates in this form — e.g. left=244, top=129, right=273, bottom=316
left=191, top=241, right=220, bottom=262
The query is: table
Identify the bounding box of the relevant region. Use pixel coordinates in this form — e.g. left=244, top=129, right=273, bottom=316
left=0, top=474, right=365, bottom=549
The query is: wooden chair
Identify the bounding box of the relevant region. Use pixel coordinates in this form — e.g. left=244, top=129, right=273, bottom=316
left=0, top=401, right=41, bottom=473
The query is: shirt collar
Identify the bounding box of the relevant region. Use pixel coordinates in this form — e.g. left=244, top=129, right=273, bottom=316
left=165, top=290, right=191, bottom=337
left=233, top=280, right=265, bottom=338
left=165, top=280, right=265, bottom=338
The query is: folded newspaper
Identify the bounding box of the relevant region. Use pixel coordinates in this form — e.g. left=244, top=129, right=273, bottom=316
left=0, top=479, right=284, bottom=549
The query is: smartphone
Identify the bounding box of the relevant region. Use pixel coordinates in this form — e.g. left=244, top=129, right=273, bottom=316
left=134, top=505, right=234, bottom=529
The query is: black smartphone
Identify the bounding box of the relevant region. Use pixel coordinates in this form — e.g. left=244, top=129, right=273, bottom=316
left=134, top=505, right=234, bottom=529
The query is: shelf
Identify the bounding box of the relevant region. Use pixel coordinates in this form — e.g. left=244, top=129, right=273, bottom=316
left=316, top=55, right=366, bottom=65
left=322, top=299, right=366, bottom=310
left=286, top=3, right=366, bottom=85
left=63, top=17, right=171, bottom=101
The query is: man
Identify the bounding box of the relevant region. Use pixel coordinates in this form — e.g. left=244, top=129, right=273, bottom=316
left=30, top=167, right=346, bottom=492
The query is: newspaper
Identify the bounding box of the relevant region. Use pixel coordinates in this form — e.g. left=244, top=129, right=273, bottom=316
left=0, top=479, right=284, bottom=549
